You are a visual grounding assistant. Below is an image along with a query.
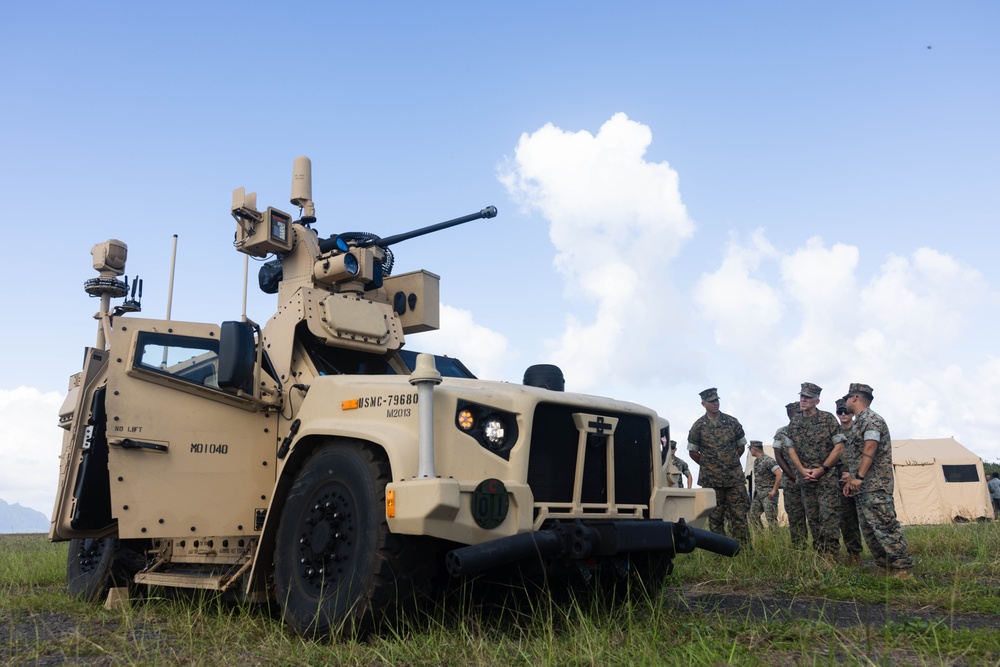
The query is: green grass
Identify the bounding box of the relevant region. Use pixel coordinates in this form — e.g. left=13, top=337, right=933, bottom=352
left=2, top=525, right=999, bottom=665
left=673, top=521, right=1000, bottom=615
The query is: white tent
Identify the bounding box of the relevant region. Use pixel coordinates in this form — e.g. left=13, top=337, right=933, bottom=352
left=746, top=437, right=992, bottom=526
left=891, top=438, right=992, bottom=525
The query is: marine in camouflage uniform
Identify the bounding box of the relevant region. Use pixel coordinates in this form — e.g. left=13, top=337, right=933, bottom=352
left=842, top=383, right=913, bottom=573
left=748, top=441, right=781, bottom=530
left=835, top=397, right=863, bottom=561
left=688, top=387, right=750, bottom=546
left=660, top=436, right=693, bottom=488
left=668, top=448, right=692, bottom=488
left=785, top=382, right=845, bottom=557
left=773, top=402, right=808, bottom=548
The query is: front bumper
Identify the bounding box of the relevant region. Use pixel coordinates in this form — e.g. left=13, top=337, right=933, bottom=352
left=445, top=518, right=740, bottom=577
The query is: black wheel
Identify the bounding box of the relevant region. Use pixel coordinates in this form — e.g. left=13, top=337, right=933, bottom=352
left=67, top=537, right=133, bottom=603
left=273, top=442, right=430, bottom=636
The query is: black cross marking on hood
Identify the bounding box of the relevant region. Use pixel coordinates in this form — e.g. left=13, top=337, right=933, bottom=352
left=589, top=416, right=611, bottom=434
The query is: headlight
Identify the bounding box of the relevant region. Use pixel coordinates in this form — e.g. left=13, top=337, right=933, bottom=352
left=454, top=401, right=519, bottom=460
left=483, top=417, right=505, bottom=447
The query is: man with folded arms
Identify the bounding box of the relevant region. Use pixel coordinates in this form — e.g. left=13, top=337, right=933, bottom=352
left=784, top=382, right=844, bottom=560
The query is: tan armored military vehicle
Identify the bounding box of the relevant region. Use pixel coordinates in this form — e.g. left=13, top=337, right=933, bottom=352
left=50, top=156, right=737, bottom=635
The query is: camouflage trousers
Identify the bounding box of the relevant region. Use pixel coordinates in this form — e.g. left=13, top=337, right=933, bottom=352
left=708, top=485, right=750, bottom=546
left=839, top=484, right=863, bottom=555
left=749, top=490, right=778, bottom=530
left=781, top=478, right=808, bottom=548
left=798, top=473, right=841, bottom=555
left=856, top=489, right=913, bottom=569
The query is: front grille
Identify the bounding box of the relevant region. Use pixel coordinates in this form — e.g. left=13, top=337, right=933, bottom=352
left=527, top=403, right=652, bottom=507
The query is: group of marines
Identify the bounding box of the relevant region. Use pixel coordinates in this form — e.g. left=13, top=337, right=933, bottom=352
left=666, top=382, right=914, bottom=577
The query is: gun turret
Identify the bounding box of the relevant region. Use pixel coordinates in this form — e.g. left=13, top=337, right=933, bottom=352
left=318, top=206, right=497, bottom=286
left=247, top=156, right=497, bottom=296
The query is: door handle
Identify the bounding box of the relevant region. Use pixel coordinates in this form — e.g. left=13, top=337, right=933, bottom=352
left=110, top=437, right=169, bottom=452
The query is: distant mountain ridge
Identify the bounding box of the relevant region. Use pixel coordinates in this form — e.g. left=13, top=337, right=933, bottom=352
left=0, top=498, right=50, bottom=534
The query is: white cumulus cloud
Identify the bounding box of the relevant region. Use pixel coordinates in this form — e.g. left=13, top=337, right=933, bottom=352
left=500, top=112, right=696, bottom=391
left=689, top=231, right=1000, bottom=468
left=693, top=228, right=784, bottom=351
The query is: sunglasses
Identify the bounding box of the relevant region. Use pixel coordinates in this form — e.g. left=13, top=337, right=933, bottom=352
left=836, top=409, right=849, bottom=415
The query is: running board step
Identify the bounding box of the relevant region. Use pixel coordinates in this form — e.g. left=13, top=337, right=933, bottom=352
left=134, top=571, right=228, bottom=590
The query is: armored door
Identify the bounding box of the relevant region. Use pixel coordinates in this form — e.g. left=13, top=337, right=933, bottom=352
left=105, top=317, right=276, bottom=539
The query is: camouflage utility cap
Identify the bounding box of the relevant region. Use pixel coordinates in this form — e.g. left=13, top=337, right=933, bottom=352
left=800, top=382, right=822, bottom=398
left=785, top=402, right=799, bottom=417
left=848, top=382, right=874, bottom=397
left=835, top=397, right=847, bottom=410
left=700, top=387, right=720, bottom=402
left=750, top=440, right=763, bottom=450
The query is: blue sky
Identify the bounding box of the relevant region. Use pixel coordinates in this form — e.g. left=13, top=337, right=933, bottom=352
left=2, top=2, right=998, bottom=514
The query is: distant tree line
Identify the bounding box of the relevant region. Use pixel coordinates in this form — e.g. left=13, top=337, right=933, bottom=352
left=984, top=460, right=1000, bottom=477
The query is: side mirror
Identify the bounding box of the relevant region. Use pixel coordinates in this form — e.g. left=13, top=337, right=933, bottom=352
left=218, top=321, right=255, bottom=393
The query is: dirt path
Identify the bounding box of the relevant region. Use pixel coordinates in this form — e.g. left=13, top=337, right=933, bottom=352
left=672, top=585, right=1000, bottom=632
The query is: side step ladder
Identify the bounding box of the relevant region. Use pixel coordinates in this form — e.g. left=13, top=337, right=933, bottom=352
left=133, top=553, right=252, bottom=593
left=134, top=571, right=232, bottom=591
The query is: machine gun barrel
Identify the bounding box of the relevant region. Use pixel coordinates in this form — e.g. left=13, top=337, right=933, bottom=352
left=376, top=206, right=497, bottom=247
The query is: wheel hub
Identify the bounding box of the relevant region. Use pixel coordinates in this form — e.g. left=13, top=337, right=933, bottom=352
left=297, top=489, right=355, bottom=586
left=76, top=538, right=108, bottom=574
